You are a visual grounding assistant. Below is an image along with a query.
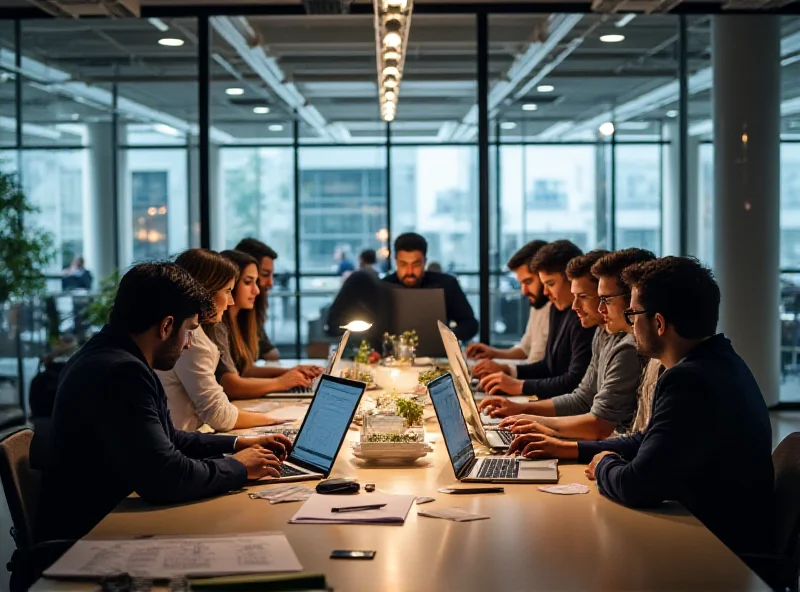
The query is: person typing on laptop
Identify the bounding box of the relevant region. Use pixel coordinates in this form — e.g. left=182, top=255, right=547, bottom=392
left=382, top=232, right=478, bottom=342
left=35, top=263, right=293, bottom=543
left=481, top=249, right=654, bottom=441
left=479, top=241, right=597, bottom=399
left=507, top=257, right=774, bottom=557
left=468, top=240, right=550, bottom=377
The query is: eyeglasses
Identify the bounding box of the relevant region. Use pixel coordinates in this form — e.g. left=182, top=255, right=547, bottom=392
left=623, top=308, right=650, bottom=326
left=598, top=292, right=630, bottom=306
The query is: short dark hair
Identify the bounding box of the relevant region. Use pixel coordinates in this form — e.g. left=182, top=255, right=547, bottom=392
left=235, top=237, right=278, bottom=262
left=109, top=262, right=213, bottom=334
left=566, top=250, right=610, bottom=282
left=591, top=248, right=657, bottom=287
left=507, top=240, right=547, bottom=271
left=360, top=249, right=377, bottom=265
left=394, top=233, right=428, bottom=257
left=621, top=256, right=720, bottom=340
left=529, top=240, right=583, bottom=275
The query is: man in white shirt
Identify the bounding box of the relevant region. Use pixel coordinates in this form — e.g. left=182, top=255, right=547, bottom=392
left=467, top=240, right=551, bottom=378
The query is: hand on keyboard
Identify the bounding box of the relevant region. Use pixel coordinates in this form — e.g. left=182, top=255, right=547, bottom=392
left=477, top=396, right=526, bottom=418
left=233, top=446, right=282, bottom=480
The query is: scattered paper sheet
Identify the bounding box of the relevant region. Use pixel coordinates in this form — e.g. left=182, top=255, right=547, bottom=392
left=244, top=404, right=309, bottom=422
left=250, top=485, right=315, bottom=504
left=538, top=483, right=590, bottom=495
left=415, top=496, right=435, bottom=505
left=289, top=493, right=415, bottom=525
left=418, top=507, right=490, bottom=522
left=44, top=532, right=302, bottom=579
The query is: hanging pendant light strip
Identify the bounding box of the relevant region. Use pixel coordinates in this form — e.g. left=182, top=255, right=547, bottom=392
left=372, top=0, right=414, bottom=122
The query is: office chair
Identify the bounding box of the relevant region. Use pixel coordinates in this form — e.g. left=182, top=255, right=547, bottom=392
left=0, top=427, right=73, bottom=591
left=742, top=432, right=800, bottom=592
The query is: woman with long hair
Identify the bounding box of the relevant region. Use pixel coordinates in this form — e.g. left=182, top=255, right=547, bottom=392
left=235, top=237, right=280, bottom=361
left=217, top=250, right=321, bottom=399
left=156, top=248, right=285, bottom=431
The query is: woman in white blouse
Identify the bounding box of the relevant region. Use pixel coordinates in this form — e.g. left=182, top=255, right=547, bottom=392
left=157, top=248, right=284, bottom=432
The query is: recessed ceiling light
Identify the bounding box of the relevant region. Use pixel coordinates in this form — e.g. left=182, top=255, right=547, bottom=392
left=158, top=38, right=184, bottom=47
left=501, top=122, right=517, bottom=130
left=253, top=106, right=270, bottom=114
left=598, top=121, right=615, bottom=136
left=600, top=34, right=625, bottom=43
left=666, top=110, right=678, bottom=118
left=269, top=124, right=284, bottom=132
left=522, top=103, right=538, bottom=112
left=536, top=84, right=554, bottom=93
left=226, top=87, right=244, bottom=96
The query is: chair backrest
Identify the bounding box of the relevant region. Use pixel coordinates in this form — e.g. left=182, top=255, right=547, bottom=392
left=773, top=432, right=800, bottom=558
left=0, top=428, right=41, bottom=551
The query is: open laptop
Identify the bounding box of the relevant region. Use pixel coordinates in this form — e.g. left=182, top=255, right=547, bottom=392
left=268, top=374, right=366, bottom=482
left=388, top=288, right=448, bottom=358
left=437, top=322, right=512, bottom=449
left=428, top=373, right=558, bottom=484
left=270, top=330, right=351, bottom=398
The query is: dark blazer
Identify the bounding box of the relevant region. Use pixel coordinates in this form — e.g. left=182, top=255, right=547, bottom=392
left=35, top=326, right=247, bottom=542
left=515, top=306, right=595, bottom=398
left=578, top=334, right=774, bottom=556
left=382, top=271, right=479, bottom=341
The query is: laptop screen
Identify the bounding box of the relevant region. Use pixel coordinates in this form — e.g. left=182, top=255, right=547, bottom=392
left=428, top=374, right=475, bottom=477
left=290, top=376, right=364, bottom=472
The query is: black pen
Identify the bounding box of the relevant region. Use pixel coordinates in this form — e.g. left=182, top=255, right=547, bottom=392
left=331, top=503, right=387, bottom=513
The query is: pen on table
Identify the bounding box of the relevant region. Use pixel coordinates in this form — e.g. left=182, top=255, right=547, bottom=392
left=331, top=503, right=387, bottom=513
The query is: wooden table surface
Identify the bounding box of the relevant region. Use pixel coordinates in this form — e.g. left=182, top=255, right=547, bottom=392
left=34, top=362, right=769, bottom=591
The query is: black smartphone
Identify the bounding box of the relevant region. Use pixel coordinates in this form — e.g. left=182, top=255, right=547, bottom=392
left=330, top=550, right=376, bottom=560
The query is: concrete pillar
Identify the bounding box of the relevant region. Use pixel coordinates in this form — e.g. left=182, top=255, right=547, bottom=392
left=83, top=123, right=125, bottom=280
left=713, top=15, right=781, bottom=406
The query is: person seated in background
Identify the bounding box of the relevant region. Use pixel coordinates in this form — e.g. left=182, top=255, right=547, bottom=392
left=479, top=240, right=595, bottom=399
left=156, top=249, right=286, bottom=432
left=468, top=240, right=550, bottom=377
left=509, top=257, right=774, bottom=557
left=216, top=250, right=322, bottom=399
left=358, top=249, right=380, bottom=280
left=483, top=248, right=655, bottom=441
left=426, top=261, right=443, bottom=273
left=326, top=269, right=392, bottom=351
left=382, top=232, right=478, bottom=342
left=62, top=255, right=93, bottom=291
left=235, top=238, right=281, bottom=361
left=35, top=262, right=292, bottom=543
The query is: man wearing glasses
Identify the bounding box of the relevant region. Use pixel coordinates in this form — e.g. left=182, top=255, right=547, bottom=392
left=507, top=257, right=773, bottom=558
left=480, top=249, right=654, bottom=440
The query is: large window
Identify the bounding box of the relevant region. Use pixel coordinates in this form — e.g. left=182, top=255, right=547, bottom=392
left=615, top=144, right=663, bottom=254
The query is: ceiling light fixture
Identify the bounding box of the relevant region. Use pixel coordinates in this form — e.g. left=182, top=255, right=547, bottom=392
left=598, top=121, right=615, bottom=136
left=253, top=106, right=270, bottom=114
left=666, top=110, right=678, bottom=118
left=501, top=122, right=517, bottom=130
left=225, top=87, right=244, bottom=96
left=600, top=34, right=625, bottom=43
left=373, top=0, right=414, bottom=122
left=537, top=84, right=554, bottom=93
left=522, top=103, right=538, bottom=111
left=269, top=124, right=284, bottom=132
left=148, top=18, right=170, bottom=32
left=158, top=38, right=184, bottom=47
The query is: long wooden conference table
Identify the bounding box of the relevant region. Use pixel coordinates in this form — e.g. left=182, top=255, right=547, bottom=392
left=34, top=359, right=769, bottom=591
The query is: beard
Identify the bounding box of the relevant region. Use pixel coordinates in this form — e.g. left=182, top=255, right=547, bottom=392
left=400, top=274, right=422, bottom=287
left=152, top=331, right=185, bottom=372
left=635, top=327, right=664, bottom=360
left=529, top=290, right=549, bottom=310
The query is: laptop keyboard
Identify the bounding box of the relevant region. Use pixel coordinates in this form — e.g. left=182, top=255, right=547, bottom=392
left=476, top=458, right=519, bottom=480
left=495, top=430, right=515, bottom=445
left=251, top=427, right=299, bottom=440
left=279, top=464, right=306, bottom=478
left=289, top=386, right=313, bottom=394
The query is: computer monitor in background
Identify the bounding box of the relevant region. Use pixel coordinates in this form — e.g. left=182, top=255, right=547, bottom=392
left=388, top=287, right=448, bottom=357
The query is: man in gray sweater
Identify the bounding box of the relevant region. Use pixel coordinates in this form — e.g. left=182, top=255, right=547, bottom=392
left=480, top=248, right=656, bottom=440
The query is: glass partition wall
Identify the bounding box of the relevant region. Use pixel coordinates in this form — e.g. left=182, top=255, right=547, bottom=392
left=1, top=9, right=799, bottom=416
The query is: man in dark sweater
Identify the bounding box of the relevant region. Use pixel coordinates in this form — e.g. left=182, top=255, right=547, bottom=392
left=36, top=262, right=292, bottom=543
left=479, top=240, right=596, bottom=398
left=382, top=232, right=478, bottom=342
left=509, top=257, right=774, bottom=557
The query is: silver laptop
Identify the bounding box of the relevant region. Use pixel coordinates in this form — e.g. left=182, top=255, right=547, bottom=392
left=437, top=322, right=510, bottom=449
left=428, top=373, right=558, bottom=484
left=269, top=330, right=351, bottom=398
left=267, top=374, right=366, bottom=483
